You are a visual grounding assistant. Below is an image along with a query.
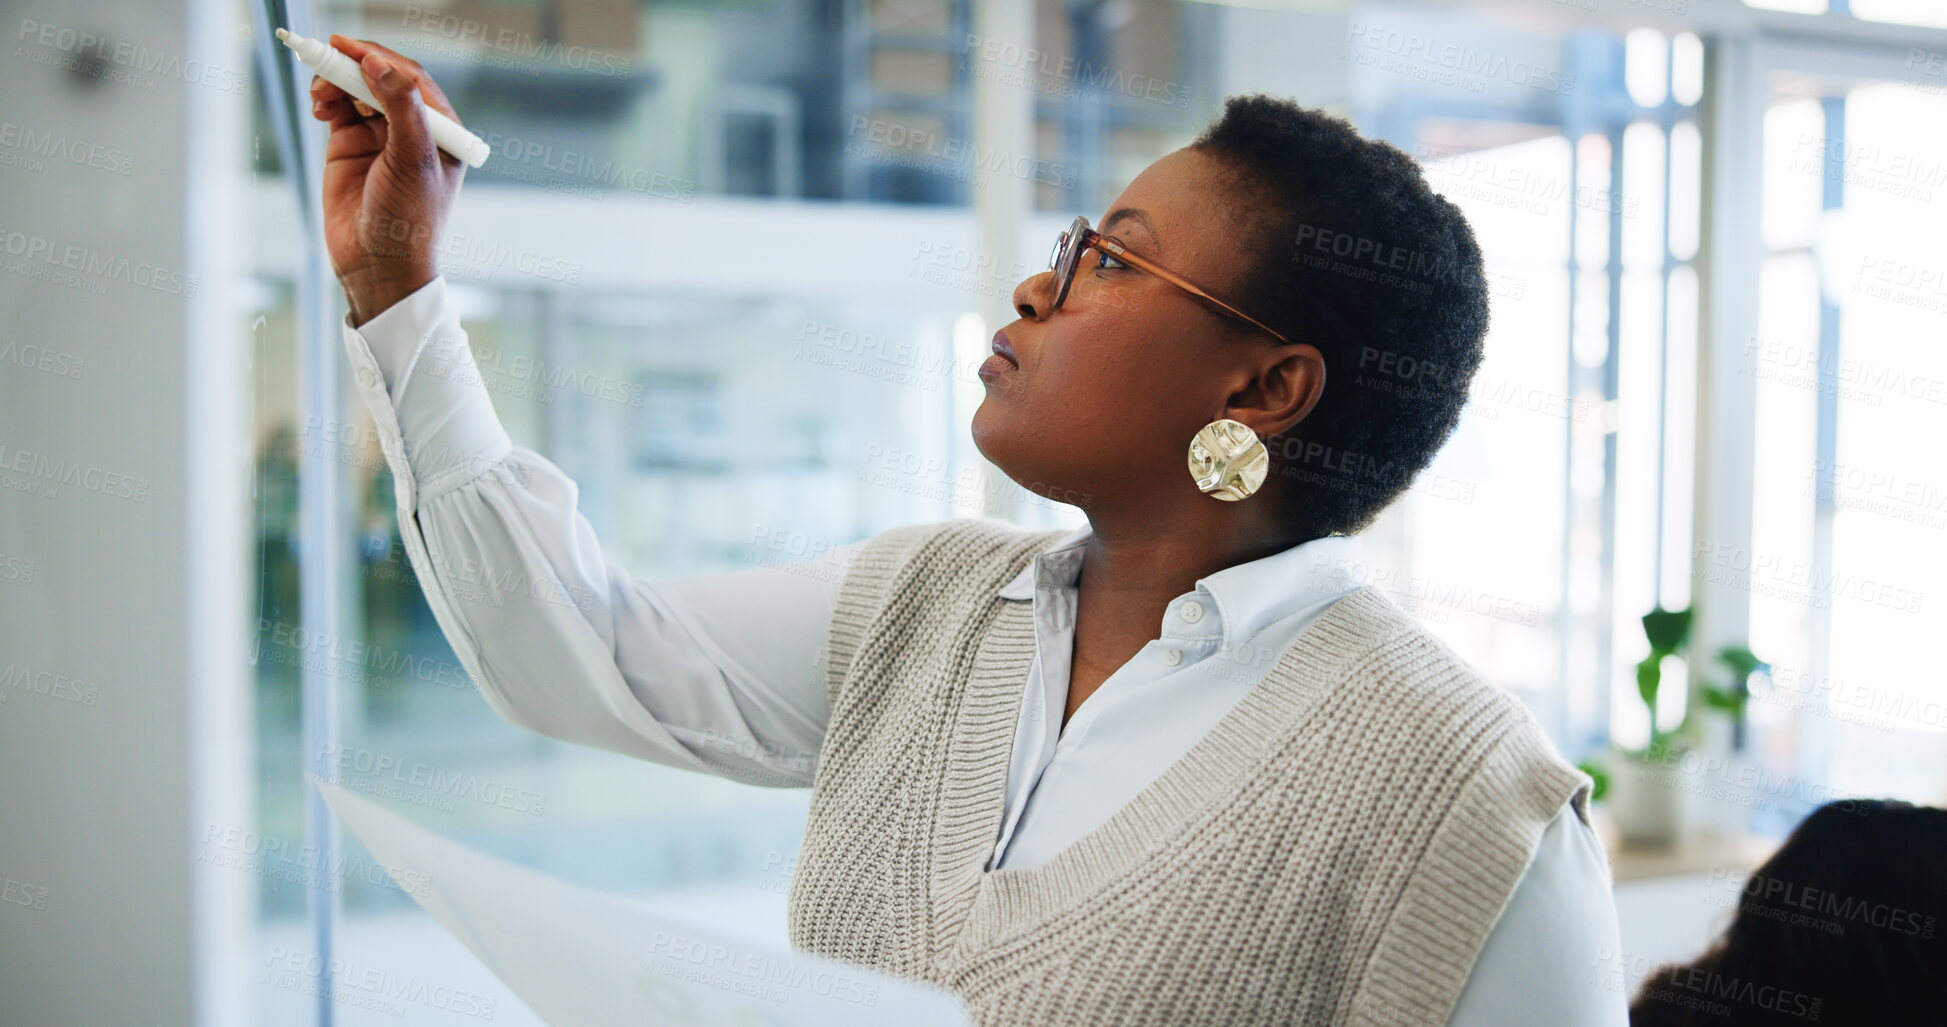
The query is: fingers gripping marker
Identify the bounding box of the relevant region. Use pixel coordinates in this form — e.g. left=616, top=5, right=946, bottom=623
left=275, top=27, right=491, bottom=169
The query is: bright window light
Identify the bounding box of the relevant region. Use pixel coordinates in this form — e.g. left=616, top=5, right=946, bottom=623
left=1761, top=98, right=1824, bottom=252
left=1669, top=121, right=1702, bottom=261
left=1626, top=28, right=1669, bottom=108
left=1851, top=0, right=1947, bottom=29
left=1621, top=122, right=1667, bottom=270
left=1672, top=33, right=1704, bottom=106
left=1743, top=0, right=1829, bottom=12
left=1573, top=133, right=1613, bottom=273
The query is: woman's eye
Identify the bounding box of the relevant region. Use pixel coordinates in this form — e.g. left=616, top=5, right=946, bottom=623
left=1094, top=251, right=1126, bottom=271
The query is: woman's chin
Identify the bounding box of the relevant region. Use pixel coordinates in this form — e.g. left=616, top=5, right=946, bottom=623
left=969, top=404, right=1022, bottom=470
left=969, top=406, right=1000, bottom=458
left=971, top=391, right=999, bottom=425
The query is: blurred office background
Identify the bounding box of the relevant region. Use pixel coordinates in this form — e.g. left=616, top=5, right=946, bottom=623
left=3, top=0, right=1945, bottom=1022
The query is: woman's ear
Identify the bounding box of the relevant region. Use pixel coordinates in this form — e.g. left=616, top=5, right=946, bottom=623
left=1227, top=343, right=1326, bottom=436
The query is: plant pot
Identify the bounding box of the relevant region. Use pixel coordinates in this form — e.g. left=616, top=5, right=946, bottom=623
left=1605, top=748, right=1688, bottom=848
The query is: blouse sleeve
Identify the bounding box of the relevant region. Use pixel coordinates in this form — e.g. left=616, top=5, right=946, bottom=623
left=1444, top=800, right=1630, bottom=1026
left=338, top=275, right=857, bottom=787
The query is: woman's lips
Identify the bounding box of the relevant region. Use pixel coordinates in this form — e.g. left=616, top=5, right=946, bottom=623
left=991, top=330, right=1019, bottom=367
left=980, top=330, right=1019, bottom=381
left=977, top=353, right=1016, bottom=379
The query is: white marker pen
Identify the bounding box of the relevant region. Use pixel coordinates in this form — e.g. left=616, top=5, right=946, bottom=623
left=275, top=27, right=491, bottom=169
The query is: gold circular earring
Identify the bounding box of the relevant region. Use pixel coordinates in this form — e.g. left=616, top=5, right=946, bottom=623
left=1187, top=418, right=1269, bottom=501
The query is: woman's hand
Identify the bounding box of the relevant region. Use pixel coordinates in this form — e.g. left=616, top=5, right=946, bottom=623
left=309, top=35, right=467, bottom=327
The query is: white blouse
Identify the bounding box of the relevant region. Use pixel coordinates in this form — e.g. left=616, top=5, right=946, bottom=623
left=340, top=275, right=1628, bottom=1026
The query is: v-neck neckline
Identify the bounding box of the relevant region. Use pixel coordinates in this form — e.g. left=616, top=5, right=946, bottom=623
left=927, top=582, right=1399, bottom=959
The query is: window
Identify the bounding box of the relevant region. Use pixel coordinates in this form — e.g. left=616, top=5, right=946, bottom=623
left=1336, top=17, right=1705, bottom=757
left=1746, top=56, right=1947, bottom=826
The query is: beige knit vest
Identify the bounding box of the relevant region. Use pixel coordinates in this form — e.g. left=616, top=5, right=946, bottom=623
left=786, top=517, right=1591, bottom=1027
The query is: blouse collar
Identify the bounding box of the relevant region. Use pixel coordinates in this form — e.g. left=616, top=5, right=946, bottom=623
left=996, top=521, right=1366, bottom=649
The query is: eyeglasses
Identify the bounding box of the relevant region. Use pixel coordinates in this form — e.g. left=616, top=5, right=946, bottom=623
left=1044, top=215, right=1290, bottom=344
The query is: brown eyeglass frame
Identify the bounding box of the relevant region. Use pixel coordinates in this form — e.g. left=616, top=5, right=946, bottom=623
left=1046, top=214, right=1290, bottom=344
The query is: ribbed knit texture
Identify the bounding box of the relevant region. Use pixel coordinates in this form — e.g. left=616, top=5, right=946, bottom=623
left=787, top=517, right=1591, bottom=1027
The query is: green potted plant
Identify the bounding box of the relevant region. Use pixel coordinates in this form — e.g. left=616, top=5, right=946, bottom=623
left=1578, top=606, right=1767, bottom=847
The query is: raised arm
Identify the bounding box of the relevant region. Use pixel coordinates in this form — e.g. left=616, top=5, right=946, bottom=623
left=313, top=37, right=852, bottom=786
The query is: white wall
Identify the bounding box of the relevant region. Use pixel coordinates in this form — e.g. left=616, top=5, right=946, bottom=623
left=0, top=0, right=251, bottom=1023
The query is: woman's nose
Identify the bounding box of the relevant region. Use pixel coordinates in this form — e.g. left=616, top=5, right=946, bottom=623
left=1013, top=270, right=1056, bottom=320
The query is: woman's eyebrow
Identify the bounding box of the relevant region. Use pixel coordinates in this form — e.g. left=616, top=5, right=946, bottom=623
left=1101, top=207, right=1160, bottom=252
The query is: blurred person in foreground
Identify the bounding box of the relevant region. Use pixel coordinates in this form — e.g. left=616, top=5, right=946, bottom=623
left=1631, top=799, right=1946, bottom=1026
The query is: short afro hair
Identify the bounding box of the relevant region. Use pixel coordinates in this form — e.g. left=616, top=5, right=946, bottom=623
left=1192, top=94, right=1489, bottom=539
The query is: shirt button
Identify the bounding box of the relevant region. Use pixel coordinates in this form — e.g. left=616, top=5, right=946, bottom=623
left=1160, top=647, right=1182, bottom=667
left=356, top=366, right=380, bottom=391
left=1178, top=600, right=1205, bottom=624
